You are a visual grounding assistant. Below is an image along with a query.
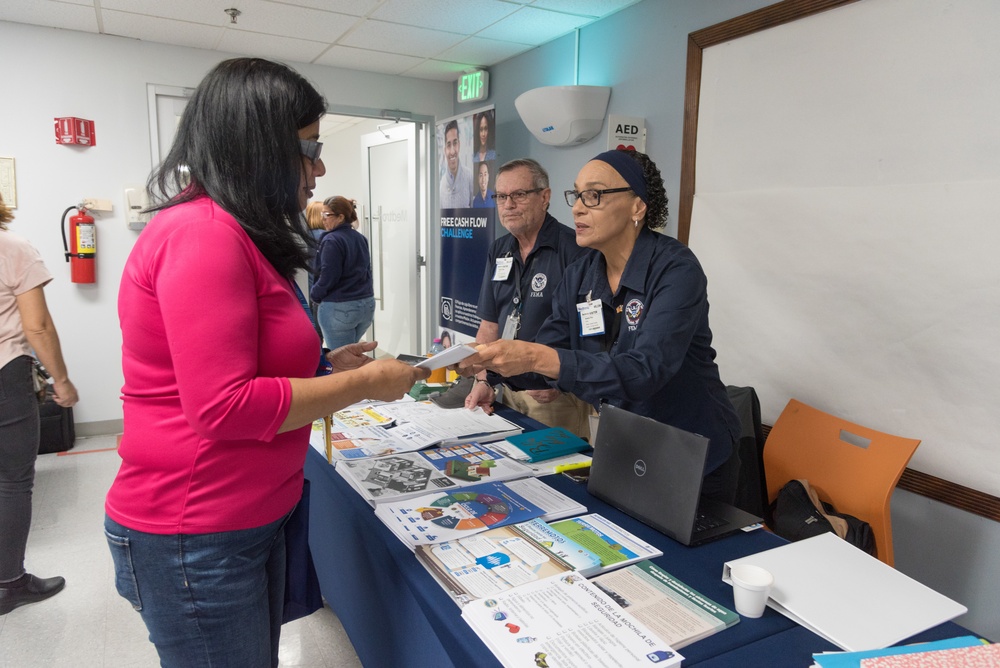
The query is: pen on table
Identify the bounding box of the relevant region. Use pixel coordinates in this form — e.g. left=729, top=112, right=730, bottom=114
left=554, top=462, right=591, bottom=473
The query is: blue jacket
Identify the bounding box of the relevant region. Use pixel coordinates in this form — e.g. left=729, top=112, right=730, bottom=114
left=310, top=226, right=373, bottom=303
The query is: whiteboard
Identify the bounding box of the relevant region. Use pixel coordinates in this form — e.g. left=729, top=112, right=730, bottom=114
left=686, top=0, right=1000, bottom=495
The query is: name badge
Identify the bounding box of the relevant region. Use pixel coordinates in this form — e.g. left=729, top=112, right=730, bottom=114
left=501, top=312, right=520, bottom=340
left=493, top=257, right=513, bottom=281
left=577, top=300, right=604, bottom=337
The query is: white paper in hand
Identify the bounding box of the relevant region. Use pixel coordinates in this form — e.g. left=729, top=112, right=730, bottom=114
left=414, top=344, right=478, bottom=370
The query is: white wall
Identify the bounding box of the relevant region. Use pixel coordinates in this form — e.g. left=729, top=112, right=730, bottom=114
left=477, top=0, right=998, bottom=642
left=0, top=21, right=452, bottom=431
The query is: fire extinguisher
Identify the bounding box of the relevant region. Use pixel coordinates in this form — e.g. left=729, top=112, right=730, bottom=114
left=61, top=205, right=96, bottom=284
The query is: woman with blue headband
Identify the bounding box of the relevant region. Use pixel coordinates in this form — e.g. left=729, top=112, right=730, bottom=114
left=459, top=148, right=741, bottom=502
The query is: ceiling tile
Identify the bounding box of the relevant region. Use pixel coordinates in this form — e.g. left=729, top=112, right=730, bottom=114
left=225, top=4, right=358, bottom=43
left=402, top=58, right=474, bottom=82
left=371, top=0, right=519, bottom=33
left=101, top=9, right=222, bottom=50
left=437, top=36, right=532, bottom=68
left=314, top=45, right=425, bottom=76
left=530, top=0, right=641, bottom=19
left=267, top=0, right=381, bottom=17
left=340, top=19, right=465, bottom=59
left=100, top=0, right=226, bottom=25
left=477, top=6, right=591, bottom=44
left=0, top=0, right=99, bottom=32
left=216, top=30, right=329, bottom=64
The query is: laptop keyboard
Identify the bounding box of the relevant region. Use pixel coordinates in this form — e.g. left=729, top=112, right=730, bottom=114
left=694, top=510, right=729, bottom=533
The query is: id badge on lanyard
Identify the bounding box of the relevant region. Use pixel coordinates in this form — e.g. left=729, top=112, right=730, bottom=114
left=493, top=256, right=514, bottom=281
left=577, top=292, right=605, bottom=337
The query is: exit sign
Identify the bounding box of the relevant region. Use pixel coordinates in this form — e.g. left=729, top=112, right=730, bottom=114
left=457, top=69, right=489, bottom=103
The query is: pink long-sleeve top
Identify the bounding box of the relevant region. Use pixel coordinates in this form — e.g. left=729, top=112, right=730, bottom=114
left=106, top=197, right=319, bottom=534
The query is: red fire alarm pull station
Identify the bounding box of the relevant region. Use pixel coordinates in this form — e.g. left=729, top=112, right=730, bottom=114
left=54, top=117, right=97, bottom=146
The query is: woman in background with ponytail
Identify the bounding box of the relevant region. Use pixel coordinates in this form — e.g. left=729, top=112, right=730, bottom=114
left=310, top=196, right=375, bottom=350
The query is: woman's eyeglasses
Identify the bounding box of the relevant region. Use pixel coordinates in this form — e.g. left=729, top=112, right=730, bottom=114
left=494, top=188, right=543, bottom=205
left=564, top=187, right=632, bottom=208
left=299, top=139, right=323, bottom=163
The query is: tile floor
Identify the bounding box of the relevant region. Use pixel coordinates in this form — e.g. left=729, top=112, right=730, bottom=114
left=0, top=434, right=363, bottom=667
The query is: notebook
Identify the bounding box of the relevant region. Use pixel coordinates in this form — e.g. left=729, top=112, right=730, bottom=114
left=587, top=404, right=761, bottom=546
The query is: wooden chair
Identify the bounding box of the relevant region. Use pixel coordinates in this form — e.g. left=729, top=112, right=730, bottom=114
left=763, top=399, right=919, bottom=566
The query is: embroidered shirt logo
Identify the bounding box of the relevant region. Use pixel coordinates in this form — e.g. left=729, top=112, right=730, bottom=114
left=624, top=299, right=644, bottom=328
left=530, top=272, right=547, bottom=296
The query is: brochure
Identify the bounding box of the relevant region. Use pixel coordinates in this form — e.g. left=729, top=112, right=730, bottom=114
left=335, top=442, right=534, bottom=506
left=414, top=343, right=478, bottom=370
left=375, top=478, right=585, bottom=550
left=500, top=427, right=590, bottom=462
left=462, top=573, right=682, bottom=668
left=592, top=561, right=739, bottom=649
left=548, top=513, right=662, bottom=574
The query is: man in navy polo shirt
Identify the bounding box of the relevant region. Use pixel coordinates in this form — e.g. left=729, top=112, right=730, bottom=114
left=464, top=158, right=593, bottom=439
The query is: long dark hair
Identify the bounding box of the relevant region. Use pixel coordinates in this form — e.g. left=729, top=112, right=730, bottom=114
left=147, top=58, right=327, bottom=278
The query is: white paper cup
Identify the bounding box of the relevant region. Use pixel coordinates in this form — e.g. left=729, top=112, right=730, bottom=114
left=730, top=564, right=774, bottom=618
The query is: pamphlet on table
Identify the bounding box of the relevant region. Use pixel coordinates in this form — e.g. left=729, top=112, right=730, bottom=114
left=493, top=427, right=590, bottom=462
left=335, top=442, right=534, bottom=506
left=375, top=477, right=586, bottom=550
left=548, top=513, right=662, bottom=574
left=461, top=572, right=682, bottom=668
left=592, top=561, right=739, bottom=649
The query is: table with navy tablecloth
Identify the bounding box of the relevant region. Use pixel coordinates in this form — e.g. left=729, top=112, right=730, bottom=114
left=303, top=406, right=969, bottom=667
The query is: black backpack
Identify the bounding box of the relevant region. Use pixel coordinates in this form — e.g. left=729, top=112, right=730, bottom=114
left=769, top=479, right=875, bottom=555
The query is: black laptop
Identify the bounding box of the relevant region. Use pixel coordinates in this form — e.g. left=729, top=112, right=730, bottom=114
left=587, top=404, right=762, bottom=546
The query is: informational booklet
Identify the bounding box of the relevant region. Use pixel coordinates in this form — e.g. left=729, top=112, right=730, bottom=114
left=462, top=573, right=682, bottom=668
left=414, top=343, right=478, bottom=370
left=500, top=427, right=590, bottom=462
left=592, top=561, right=739, bottom=649
left=548, top=513, right=663, bottom=574
left=330, top=406, right=395, bottom=429
left=375, top=478, right=585, bottom=550
left=415, top=523, right=580, bottom=605
left=335, top=442, right=534, bottom=506
left=377, top=401, right=522, bottom=446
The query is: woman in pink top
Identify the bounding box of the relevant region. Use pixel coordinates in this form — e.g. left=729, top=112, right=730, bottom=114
left=104, top=58, right=427, bottom=667
left=0, top=192, right=78, bottom=616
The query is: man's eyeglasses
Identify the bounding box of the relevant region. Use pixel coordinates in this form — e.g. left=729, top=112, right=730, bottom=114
left=300, top=138, right=323, bottom=163
left=564, top=187, right=632, bottom=208
left=494, top=188, right=543, bottom=205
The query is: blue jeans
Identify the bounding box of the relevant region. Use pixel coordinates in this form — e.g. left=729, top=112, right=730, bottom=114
left=0, top=356, right=38, bottom=582
left=317, top=296, right=375, bottom=350
left=104, top=514, right=288, bottom=667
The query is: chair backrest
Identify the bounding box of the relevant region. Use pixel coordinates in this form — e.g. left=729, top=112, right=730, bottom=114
left=763, top=399, right=919, bottom=566
left=727, top=386, right=769, bottom=520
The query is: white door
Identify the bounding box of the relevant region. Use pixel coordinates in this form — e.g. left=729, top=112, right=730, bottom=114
left=361, top=123, right=423, bottom=356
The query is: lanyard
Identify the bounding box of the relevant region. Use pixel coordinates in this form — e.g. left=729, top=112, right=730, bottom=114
left=290, top=280, right=332, bottom=376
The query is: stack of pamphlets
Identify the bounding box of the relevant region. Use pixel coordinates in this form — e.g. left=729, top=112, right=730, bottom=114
left=811, top=636, right=991, bottom=668
left=494, top=427, right=590, bottom=462
left=592, top=561, right=739, bottom=649
left=415, top=517, right=602, bottom=605
left=462, top=572, right=683, bottom=668
left=548, top=513, right=663, bottom=574
left=309, top=400, right=522, bottom=461
left=335, top=442, right=534, bottom=506
left=375, top=477, right=586, bottom=550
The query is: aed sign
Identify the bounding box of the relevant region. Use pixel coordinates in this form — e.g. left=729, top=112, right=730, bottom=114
left=457, top=69, right=489, bottom=103
left=607, top=114, right=646, bottom=152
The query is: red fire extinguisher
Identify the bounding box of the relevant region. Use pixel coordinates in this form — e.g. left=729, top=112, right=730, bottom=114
left=61, top=205, right=96, bottom=283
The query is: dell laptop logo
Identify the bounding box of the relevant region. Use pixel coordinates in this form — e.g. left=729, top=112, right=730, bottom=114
left=634, top=459, right=647, bottom=476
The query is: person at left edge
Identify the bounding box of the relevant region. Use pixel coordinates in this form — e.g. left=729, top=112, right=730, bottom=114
left=311, top=196, right=375, bottom=350
left=0, top=191, right=78, bottom=616
left=439, top=119, right=473, bottom=208
left=105, top=58, right=429, bottom=668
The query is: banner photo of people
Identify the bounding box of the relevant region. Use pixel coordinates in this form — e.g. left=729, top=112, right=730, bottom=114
left=438, top=107, right=496, bottom=344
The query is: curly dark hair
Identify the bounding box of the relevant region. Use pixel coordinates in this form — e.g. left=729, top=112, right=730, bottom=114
left=620, top=149, right=668, bottom=230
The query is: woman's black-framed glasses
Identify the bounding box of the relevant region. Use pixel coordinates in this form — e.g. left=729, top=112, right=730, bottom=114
left=300, top=139, right=323, bottom=163
left=494, top=188, right=543, bottom=205
left=564, top=187, right=632, bottom=208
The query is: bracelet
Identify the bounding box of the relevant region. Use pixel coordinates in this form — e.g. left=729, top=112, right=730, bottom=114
left=475, top=377, right=491, bottom=386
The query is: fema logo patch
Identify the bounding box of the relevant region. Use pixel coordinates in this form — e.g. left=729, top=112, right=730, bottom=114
left=531, top=273, right=547, bottom=292
left=624, top=299, right=643, bottom=327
